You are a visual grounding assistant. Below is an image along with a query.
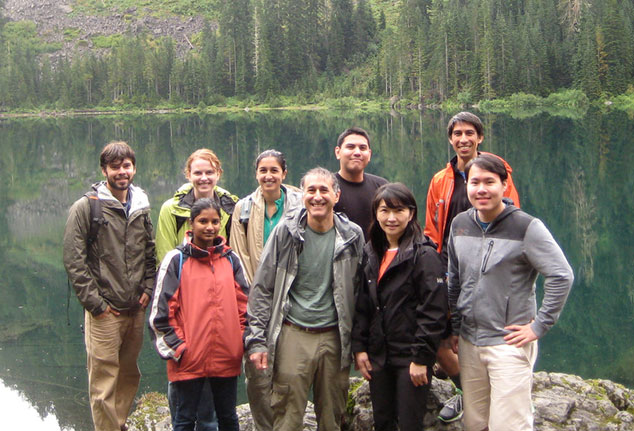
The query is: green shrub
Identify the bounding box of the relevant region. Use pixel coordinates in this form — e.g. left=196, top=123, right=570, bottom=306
left=63, top=28, right=81, bottom=41
left=92, top=34, right=124, bottom=49
left=545, top=89, right=589, bottom=108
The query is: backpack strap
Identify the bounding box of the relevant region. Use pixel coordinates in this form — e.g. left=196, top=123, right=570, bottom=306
left=85, top=191, right=107, bottom=246
left=238, top=195, right=254, bottom=235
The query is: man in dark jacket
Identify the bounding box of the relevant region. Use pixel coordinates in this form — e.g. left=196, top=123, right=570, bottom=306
left=63, top=141, right=156, bottom=431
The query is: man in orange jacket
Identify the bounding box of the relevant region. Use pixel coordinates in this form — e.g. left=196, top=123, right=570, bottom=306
left=424, top=111, right=520, bottom=423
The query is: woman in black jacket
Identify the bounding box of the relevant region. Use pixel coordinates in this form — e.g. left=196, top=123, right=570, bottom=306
left=352, top=182, right=448, bottom=431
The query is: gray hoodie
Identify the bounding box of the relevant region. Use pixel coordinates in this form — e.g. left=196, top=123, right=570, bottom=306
left=447, top=205, right=573, bottom=346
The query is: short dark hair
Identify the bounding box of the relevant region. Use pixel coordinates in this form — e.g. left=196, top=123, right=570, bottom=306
left=447, top=112, right=484, bottom=138
left=255, top=149, right=287, bottom=172
left=465, top=154, right=508, bottom=182
left=300, top=167, right=340, bottom=194
left=369, top=182, right=422, bottom=259
left=190, top=197, right=222, bottom=221
left=336, top=127, right=371, bottom=148
left=100, top=141, right=136, bottom=169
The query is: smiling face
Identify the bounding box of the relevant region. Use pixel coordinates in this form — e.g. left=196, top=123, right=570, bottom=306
left=187, top=158, right=220, bottom=199
left=335, top=134, right=372, bottom=179
left=302, top=173, right=340, bottom=227
left=191, top=207, right=221, bottom=249
left=467, top=165, right=508, bottom=223
left=449, top=121, right=483, bottom=166
left=376, top=199, right=414, bottom=248
left=256, top=156, right=287, bottom=195
left=102, top=157, right=136, bottom=193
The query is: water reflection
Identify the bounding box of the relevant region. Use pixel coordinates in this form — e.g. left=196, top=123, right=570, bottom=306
left=0, top=379, right=75, bottom=430
left=0, top=109, right=632, bottom=430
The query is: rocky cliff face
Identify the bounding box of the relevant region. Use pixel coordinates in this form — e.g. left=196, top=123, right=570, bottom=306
left=2, top=0, right=208, bottom=60
left=127, top=372, right=634, bottom=431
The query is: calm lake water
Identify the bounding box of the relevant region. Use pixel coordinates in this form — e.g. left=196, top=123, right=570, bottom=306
left=0, top=109, right=632, bottom=430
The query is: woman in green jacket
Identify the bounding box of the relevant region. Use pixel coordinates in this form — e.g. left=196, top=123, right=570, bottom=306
left=156, top=148, right=238, bottom=263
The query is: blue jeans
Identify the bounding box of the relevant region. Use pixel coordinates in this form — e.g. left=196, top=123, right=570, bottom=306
left=195, top=380, right=218, bottom=431
left=168, top=377, right=239, bottom=431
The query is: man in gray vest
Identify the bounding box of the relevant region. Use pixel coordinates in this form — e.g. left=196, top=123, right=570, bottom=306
left=63, top=141, right=156, bottom=431
left=246, top=167, right=364, bottom=431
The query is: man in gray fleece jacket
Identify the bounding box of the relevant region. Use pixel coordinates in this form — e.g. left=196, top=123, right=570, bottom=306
left=447, top=154, right=573, bottom=431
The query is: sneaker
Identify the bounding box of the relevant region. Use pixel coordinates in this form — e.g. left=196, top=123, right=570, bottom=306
left=438, top=391, right=463, bottom=423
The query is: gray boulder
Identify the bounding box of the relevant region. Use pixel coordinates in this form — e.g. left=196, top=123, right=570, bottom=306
left=127, top=372, right=633, bottom=431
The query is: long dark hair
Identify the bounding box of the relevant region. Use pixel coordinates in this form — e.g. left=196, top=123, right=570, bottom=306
left=368, top=183, right=422, bottom=259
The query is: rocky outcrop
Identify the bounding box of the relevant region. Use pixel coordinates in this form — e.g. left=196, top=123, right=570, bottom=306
left=127, top=372, right=633, bottom=431
left=2, top=0, right=209, bottom=60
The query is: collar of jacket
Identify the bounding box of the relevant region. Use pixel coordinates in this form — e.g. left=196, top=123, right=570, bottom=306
left=466, top=204, right=520, bottom=232
left=181, top=234, right=231, bottom=260
left=92, top=181, right=149, bottom=214
left=364, top=230, right=434, bottom=276
left=286, top=208, right=362, bottom=255
left=171, top=183, right=235, bottom=214
left=447, top=151, right=514, bottom=176
left=248, top=183, right=302, bottom=208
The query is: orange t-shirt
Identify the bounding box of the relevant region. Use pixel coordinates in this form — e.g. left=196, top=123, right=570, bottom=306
left=378, top=248, right=398, bottom=281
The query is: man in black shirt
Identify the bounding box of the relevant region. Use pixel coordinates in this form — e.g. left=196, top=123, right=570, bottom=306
left=333, top=127, right=388, bottom=238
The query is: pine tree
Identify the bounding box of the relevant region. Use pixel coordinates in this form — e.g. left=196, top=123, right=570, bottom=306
left=573, top=10, right=601, bottom=98
left=218, top=0, right=254, bottom=96
left=600, top=0, right=630, bottom=94
left=201, top=22, right=221, bottom=98
left=327, top=0, right=354, bottom=73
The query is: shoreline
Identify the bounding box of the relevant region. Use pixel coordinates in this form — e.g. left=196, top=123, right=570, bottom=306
left=1, top=89, right=632, bottom=119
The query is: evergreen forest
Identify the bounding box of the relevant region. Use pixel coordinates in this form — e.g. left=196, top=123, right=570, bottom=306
left=0, top=0, right=633, bottom=111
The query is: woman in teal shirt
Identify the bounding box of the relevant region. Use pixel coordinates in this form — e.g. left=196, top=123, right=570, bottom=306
left=229, top=150, right=303, bottom=284
left=229, top=149, right=303, bottom=431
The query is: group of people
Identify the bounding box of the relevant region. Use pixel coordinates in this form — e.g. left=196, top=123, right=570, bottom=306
left=63, top=111, right=574, bottom=431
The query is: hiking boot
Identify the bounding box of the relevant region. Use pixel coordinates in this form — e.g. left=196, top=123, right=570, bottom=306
left=438, top=391, right=463, bottom=423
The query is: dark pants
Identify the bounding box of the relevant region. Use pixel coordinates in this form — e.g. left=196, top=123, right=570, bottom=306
left=168, top=377, right=239, bottom=431
left=369, top=364, right=432, bottom=431
left=195, top=380, right=218, bottom=431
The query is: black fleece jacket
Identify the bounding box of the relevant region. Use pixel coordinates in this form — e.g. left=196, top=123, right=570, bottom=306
left=351, top=232, right=448, bottom=368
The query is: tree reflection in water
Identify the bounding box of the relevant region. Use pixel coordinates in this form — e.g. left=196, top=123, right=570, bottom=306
left=0, top=109, right=631, bottom=430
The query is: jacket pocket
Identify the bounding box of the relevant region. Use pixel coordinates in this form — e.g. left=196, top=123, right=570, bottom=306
left=481, top=240, right=494, bottom=272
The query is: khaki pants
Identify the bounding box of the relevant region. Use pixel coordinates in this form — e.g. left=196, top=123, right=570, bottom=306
left=85, top=309, right=145, bottom=431
left=272, top=324, right=350, bottom=431
left=245, top=354, right=273, bottom=431
left=458, top=337, right=538, bottom=431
